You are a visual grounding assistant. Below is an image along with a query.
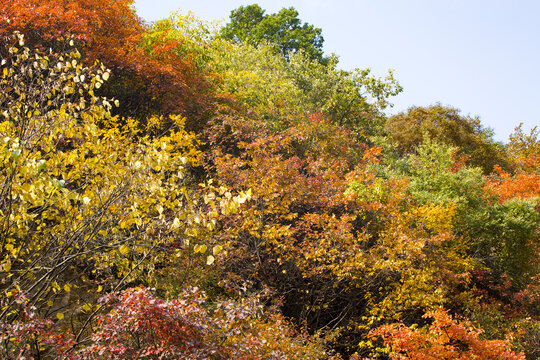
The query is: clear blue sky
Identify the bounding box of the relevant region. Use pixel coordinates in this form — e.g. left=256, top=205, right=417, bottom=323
left=134, top=0, right=540, bottom=143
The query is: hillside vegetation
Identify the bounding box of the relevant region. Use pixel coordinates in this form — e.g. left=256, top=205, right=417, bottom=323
left=0, top=2, right=538, bottom=359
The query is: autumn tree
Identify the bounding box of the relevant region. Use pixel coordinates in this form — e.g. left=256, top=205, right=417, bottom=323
left=0, top=34, right=247, bottom=357
left=205, top=110, right=470, bottom=355
left=385, top=104, right=508, bottom=173
left=370, top=309, right=525, bottom=360
left=81, top=287, right=336, bottom=360
left=401, top=140, right=539, bottom=288
left=0, top=0, right=218, bottom=128
left=2, top=2, right=538, bottom=358
left=210, top=39, right=400, bottom=140
left=507, top=123, right=540, bottom=162
left=207, top=113, right=537, bottom=357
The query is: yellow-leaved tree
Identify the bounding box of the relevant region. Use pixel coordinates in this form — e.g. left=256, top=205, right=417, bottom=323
left=0, top=33, right=250, bottom=357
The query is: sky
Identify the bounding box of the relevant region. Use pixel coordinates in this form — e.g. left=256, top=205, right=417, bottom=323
left=133, top=0, right=540, bottom=143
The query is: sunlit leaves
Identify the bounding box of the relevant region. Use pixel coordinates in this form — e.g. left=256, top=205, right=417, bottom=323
left=1, top=0, right=217, bottom=126
left=370, top=309, right=525, bottom=360
left=0, top=37, right=239, bottom=358
left=1, top=2, right=538, bottom=358
left=82, top=287, right=333, bottom=360
left=0, top=33, right=112, bottom=140
left=507, top=123, right=540, bottom=165
left=385, top=104, right=508, bottom=173
left=211, top=40, right=400, bottom=138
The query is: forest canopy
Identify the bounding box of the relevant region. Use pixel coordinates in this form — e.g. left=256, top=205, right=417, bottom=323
left=0, top=2, right=538, bottom=359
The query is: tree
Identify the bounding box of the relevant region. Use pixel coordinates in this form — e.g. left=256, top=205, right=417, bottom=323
left=506, top=124, right=539, bottom=174
left=0, top=0, right=218, bottom=128
left=0, top=34, right=246, bottom=358
left=3, top=2, right=538, bottom=358
left=221, top=4, right=326, bottom=63
left=402, top=140, right=538, bottom=289
left=205, top=109, right=476, bottom=356
left=370, top=309, right=525, bottom=360
left=385, top=104, right=508, bottom=173
left=507, top=124, right=540, bottom=161
left=210, top=39, right=400, bottom=139
left=82, top=287, right=336, bottom=360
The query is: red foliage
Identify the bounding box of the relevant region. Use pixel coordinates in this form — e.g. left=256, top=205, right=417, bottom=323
left=0, top=0, right=143, bottom=64
left=1, top=287, right=332, bottom=359
left=84, top=287, right=219, bottom=359
left=0, top=292, right=77, bottom=360
left=82, top=287, right=332, bottom=359
left=470, top=270, right=540, bottom=318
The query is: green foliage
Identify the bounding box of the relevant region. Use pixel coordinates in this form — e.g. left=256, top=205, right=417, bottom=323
left=406, top=139, right=486, bottom=208
left=402, top=140, right=537, bottom=282
left=211, top=39, right=400, bottom=138
left=468, top=199, right=539, bottom=286
left=221, top=4, right=325, bottom=63
left=287, top=53, right=402, bottom=133
left=400, top=139, right=539, bottom=291
left=143, top=11, right=217, bottom=73
left=466, top=300, right=540, bottom=360
left=507, top=123, right=539, bottom=169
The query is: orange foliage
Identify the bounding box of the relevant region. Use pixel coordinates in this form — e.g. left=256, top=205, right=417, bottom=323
left=84, top=287, right=334, bottom=360
left=370, top=309, right=525, bottom=360
left=206, top=111, right=479, bottom=355
left=487, top=162, right=540, bottom=203
left=205, top=112, right=367, bottom=332
left=0, top=0, right=143, bottom=64
left=0, top=0, right=217, bottom=124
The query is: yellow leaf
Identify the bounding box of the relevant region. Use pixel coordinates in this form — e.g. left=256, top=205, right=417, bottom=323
left=206, top=255, right=215, bottom=265
left=56, top=313, right=64, bottom=320
left=63, top=284, right=71, bottom=292
left=97, top=285, right=103, bottom=293
left=171, top=217, right=181, bottom=230
left=213, top=245, right=223, bottom=256
left=119, top=245, right=129, bottom=255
